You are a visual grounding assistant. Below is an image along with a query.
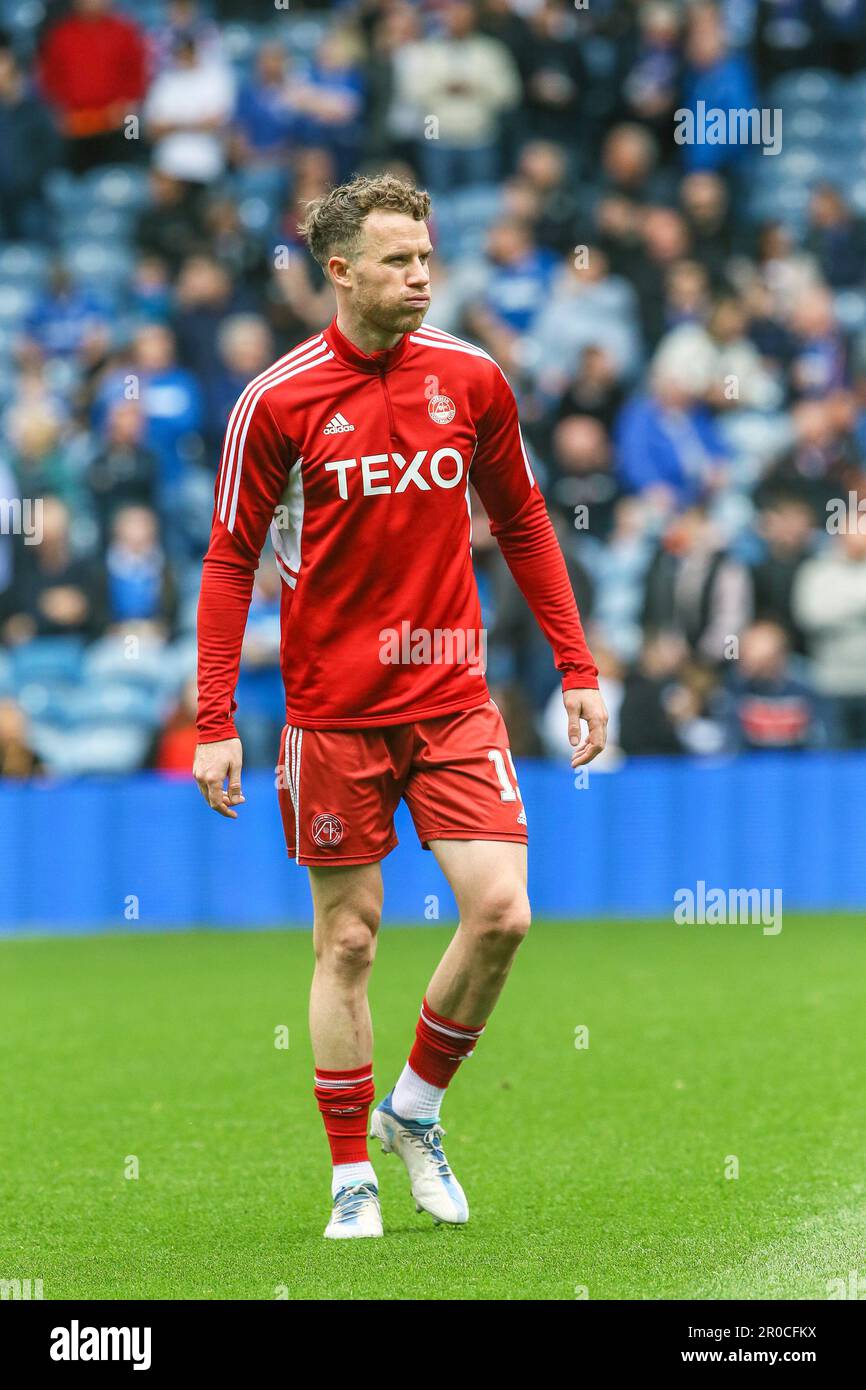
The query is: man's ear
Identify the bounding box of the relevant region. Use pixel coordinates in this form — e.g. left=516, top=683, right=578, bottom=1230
left=328, top=255, right=351, bottom=289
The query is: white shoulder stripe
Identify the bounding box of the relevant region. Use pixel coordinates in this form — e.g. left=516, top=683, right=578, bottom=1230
left=412, top=323, right=497, bottom=363
left=409, top=333, right=493, bottom=363
left=217, top=334, right=325, bottom=519
left=218, top=336, right=325, bottom=520
left=225, top=349, right=333, bottom=532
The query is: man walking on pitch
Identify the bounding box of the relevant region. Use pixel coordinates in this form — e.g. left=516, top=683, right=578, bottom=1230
left=194, top=174, right=607, bottom=1238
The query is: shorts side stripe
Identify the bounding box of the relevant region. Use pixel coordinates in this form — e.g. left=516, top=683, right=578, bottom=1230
left=293, top=728, right=303, bottom=859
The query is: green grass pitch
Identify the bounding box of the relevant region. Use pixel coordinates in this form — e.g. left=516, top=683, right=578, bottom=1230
left=1, top=915, right=864, bottom=1301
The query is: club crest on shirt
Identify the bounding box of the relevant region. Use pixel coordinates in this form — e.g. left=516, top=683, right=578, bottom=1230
left=311, top=812, right=344, bottom=847
left=428, top=394, right=456, bottom=424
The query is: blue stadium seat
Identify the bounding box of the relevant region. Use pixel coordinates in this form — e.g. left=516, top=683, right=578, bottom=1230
left=218, top=22, right=264, bottom=67
left=72, top=683, right=165, bottom=729
left=769, top=69, right=845, bottom=107
left=162, top=636, right=197, bottom=689
left=15, top=678, right=165, bottom=732
left=0, top=242, right=51, bottom=286
left=277, top=17, right=329, bottom=59
left=10, top=637, right=85, bottom=687
left=785, top=108, right=835, bottom=144
left=767, top=150, right=824, bottom=183
left=30, top=720, right=151, bottom=776
left=834, top=289, right=866, bottom=333
left=848, top=180, right=866, bottom=216
left=58, top=207, right=134, bottom=245
left=63, top=242, right=134, bottom=294
left=44, top=169, right=90, bottom=215
left=747, top=183, right=811, bottom=228
left=82, top=637, right=176, bottom=693
left=83, top=166, right=151, bottom=211
left=14, top=680, right=80, bottom=724
left=0, top=282, right=36, bottom=326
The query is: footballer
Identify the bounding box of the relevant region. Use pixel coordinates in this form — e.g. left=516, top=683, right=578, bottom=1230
left=193, top=174, right=607, bottom=1238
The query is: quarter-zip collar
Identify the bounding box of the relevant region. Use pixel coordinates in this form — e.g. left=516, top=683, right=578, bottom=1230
left=324, top=316, right=412, bottom=375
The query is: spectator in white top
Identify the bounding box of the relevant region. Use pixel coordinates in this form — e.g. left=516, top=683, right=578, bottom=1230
left=144, top=33, right=234, bottom=185
left=653, top=295, right=783, bottom=412
left=792, top=526, right=866, bottom=746
left=410, top=0, right=521, bottom=189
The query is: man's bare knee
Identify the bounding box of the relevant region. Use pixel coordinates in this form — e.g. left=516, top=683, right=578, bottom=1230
left=465, top=885, right=531, bottom=953
left=315, top=894, right=380, bottom=973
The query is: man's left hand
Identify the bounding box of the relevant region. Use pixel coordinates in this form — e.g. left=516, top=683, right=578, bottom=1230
left=564, top=688, right=609, bottom=768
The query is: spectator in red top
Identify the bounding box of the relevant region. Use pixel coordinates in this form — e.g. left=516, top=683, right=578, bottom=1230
left=37, top=0, right=148, bottom=174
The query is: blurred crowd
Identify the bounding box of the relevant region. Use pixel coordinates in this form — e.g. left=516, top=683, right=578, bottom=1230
left=2, top=0, right=866, bottom=778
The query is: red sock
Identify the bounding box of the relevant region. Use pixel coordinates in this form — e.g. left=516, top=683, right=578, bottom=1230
left=408, top=997, right=486, bottom=1089
left=314, top=1063, right=374, bottom=1165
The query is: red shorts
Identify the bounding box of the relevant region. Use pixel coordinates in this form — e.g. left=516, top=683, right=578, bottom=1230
left=277, top=699, right=528, bottom=866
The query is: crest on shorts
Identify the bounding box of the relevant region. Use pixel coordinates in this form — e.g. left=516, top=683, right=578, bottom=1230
left=428, top=394, right=456, bottom=424
left=311, top=812, right=344, bottom=847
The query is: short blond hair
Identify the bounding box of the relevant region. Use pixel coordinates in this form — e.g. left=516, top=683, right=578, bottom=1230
left=300, top=173, right=431, bottom=271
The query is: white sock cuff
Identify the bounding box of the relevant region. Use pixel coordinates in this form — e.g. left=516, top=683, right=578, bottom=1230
left=331, top=1160, right=376, bottom=1199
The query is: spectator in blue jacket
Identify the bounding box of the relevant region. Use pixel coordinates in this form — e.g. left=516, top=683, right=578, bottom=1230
left=615, top=358, right=729, bottom=506
left=680, top=3, right=759, bottom=173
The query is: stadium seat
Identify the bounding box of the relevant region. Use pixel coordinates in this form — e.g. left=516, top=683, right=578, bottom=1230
left=58, top=207, right=134, bottom=245
left=10, top=637, right=85, bottom=688
left=82, top=636, right=179, bottom=695
left=767, top=149, right=824, bottom=183
left=83, top=166, right=151, bottom=211
left=785, top=108, right=835, bottom=144
left=44, top=169, right=90, bottom=215
left=29, top=720, right=152, bottom=776
left=73, top=683, right=165, bottom=728
left=219, top=22, right=265, bottom=67
left=847, top=180, right=866, bottom=216
left=0, top=242, right=51, bottom=286
left=834, top=290, right=866, bottom=333
left=63, top=241, right=134, bottom=294
left=14, top=680, right=86, bottom=725
left=0, top=282, right=36, bottom=326
left=769, top=69, right=845, bottom=107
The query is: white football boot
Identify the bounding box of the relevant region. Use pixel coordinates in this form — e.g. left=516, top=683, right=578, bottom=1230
left=323, top=1181, right=383, bottom=1239
left=370, top=1092, right=469, bottom=1226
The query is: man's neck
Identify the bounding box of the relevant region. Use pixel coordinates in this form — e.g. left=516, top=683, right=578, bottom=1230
left=335, top=310, right=402, bottom=357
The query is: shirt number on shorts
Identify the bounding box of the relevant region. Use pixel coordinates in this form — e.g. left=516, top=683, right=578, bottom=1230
left=488, top=748, right=522, bottom=802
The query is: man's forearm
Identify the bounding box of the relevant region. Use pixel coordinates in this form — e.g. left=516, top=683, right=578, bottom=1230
left=196, top=556, right=256, bottom=742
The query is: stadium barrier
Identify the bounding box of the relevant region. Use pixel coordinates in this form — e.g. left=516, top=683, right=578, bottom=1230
left=1, top=753, right=864, bottom=932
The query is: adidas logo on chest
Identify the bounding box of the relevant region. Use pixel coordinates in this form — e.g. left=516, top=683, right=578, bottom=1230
left=323, top=413, right=354, bottom=434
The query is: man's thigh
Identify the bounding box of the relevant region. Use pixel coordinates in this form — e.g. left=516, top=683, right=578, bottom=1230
left=428, top=838, right=528, bottom=922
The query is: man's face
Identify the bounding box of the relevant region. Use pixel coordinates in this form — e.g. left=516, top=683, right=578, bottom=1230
left=331, top=210, right=432, bottom=338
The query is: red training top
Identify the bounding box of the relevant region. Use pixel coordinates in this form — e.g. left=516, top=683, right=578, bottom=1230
left=196, top=318, right=597, bottom=741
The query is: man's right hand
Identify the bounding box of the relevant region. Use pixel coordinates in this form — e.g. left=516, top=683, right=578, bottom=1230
left=193, top=738, right=245, bottom=819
